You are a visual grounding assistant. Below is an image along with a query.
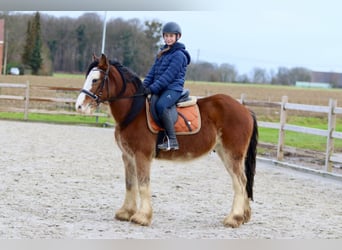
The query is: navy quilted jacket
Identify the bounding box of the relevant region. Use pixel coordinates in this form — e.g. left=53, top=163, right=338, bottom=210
left=143, top=42, right=191, bottom=94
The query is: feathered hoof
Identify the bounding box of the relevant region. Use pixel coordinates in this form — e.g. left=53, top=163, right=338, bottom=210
left=115, top=208, right=136, bottom=222
left=243, top=207, right=251, bottom=223
left=130, top=211, right=152, bottom=226
left=223, top=214, right=244, bottom=228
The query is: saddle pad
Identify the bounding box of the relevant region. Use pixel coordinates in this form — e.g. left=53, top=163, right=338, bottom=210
left=177, top=96, right=197, bottom=107
left=146, top=102, right=201, bottom=135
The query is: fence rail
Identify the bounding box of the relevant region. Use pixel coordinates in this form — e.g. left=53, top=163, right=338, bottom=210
left=0, top=82, right=107, bottom=120
left=1, top=82, right=341, bottom=172
left=240, top=94, right=341, bottom=172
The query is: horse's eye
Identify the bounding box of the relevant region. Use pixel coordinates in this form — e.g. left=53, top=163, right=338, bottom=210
left=92, top=79, right=98, bottom=84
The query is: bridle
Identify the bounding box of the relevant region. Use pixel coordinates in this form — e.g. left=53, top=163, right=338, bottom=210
left=81, top=64, right=145, bottom=104
left=81, top=66, right=109, bottom=104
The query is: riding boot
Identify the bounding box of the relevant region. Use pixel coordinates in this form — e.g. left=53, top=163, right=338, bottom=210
left=158, top=109, right=179, bottom=151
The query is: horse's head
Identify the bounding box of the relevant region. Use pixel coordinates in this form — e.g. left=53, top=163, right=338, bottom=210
left=76, top=54, right=146, bottom=127
left=75, top=54, right=111, bottom=114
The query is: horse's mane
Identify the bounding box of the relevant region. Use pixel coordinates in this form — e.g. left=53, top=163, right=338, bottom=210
left=86, top=60, right=100, bottom=77
left=109, top=60, right=143, bottom=89
left=86, top=59, right=143, bottom=90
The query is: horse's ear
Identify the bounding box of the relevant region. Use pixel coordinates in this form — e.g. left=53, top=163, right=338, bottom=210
left=99, top=54, right=109, bottom=68
left=92, top=53, right=99, bottom=62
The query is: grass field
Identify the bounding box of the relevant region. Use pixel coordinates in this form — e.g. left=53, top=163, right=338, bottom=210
left=1, top=74, right=342, bottom=153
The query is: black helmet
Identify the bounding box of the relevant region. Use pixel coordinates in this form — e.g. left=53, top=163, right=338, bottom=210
left=162, top=22, right=182, bottom=37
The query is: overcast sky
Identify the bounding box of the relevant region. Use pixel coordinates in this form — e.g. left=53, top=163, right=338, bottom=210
left=24, top=0, right=342, bottom=75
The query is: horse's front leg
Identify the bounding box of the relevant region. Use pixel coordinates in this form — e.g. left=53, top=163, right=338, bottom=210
left=115, top=154, right=138, bottom=222
left=129, top=152, right=153, bottom=226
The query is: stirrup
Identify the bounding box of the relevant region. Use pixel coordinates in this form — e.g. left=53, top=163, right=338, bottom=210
left=157, top=136, right=179, bottom=151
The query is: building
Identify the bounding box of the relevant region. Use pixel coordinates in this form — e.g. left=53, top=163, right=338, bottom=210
left=311, top=71, right=342, bottom=88
left=0, top=19, right=4, bottom=75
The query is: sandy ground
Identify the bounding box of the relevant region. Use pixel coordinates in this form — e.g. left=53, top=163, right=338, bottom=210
left=0, top=120, right=341, bottom=239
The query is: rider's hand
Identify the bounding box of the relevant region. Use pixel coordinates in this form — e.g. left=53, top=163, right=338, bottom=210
left=143, top=87, right=151, bottom=96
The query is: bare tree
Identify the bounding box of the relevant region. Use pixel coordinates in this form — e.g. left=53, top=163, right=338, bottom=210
left=251, top=67, right=269, bottom=84
left=218, top=63, right=238, bottom=82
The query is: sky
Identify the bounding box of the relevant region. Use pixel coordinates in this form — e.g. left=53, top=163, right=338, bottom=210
left=19, top=0, right=342, bottom=75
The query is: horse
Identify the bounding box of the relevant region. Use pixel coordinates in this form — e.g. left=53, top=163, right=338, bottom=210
left=75, top=54, right=258, bottom=228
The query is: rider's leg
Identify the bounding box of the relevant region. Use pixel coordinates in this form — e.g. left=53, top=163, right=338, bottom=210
left=155, top=90, right=182, bottom=151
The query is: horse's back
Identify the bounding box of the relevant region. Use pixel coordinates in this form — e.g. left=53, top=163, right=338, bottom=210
left=197, top=93, right=251, bottom=120
left=197, top=93, right=254, bottom=149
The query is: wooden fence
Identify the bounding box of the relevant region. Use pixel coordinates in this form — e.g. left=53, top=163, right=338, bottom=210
left=240, top=94, right=342, bottom=172
left=1, top=82, right=341, bottom=172
left=0, top=81, right=107, bottom=120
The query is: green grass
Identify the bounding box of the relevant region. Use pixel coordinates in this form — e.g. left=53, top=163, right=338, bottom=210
left=258, top=116, right=342, bottom=152
left=259, top=128, right=332, bottom=151
left=0, top=112, right=113, bottom=126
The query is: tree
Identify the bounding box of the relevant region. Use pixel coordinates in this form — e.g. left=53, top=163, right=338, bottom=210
left=76, top=24, right=87, bottom=72
left=218, top=63, right=238, bottom=82
left=22, top=12, right=42, bottom=74
left=271, top=67, right=291, bottom=85
left=144, top=20, right=162, bottom=54
left=22, top=20, right=33, bottom=66
left=271, top=66, right=311, bottom=85
left=251, top=67, right=269, bottom=84
left=3, top=12, right=321, bottom=83
left=288, top=67, right=311, bottom=83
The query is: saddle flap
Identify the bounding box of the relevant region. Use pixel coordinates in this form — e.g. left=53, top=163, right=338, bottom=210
left=146, top=101, right=201, bottom=135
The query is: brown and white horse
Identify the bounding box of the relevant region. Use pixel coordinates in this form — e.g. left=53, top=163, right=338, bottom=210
left=76, top=54, right=258, bottom=228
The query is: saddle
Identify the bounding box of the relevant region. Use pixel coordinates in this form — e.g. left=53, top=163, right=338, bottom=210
left=146, top=89, right=201, bottom=135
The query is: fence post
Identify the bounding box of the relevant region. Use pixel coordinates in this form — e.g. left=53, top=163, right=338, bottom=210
left=277, top=96, right=288, bottom=161
left=240, top=93, right=246, bottom=105
left=24, top=81, right=30, bottom=120
left=324, top=98, right=337, bottom=172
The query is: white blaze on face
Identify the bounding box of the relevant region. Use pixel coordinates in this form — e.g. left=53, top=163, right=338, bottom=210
left=75, top=68, right=101, bottom=114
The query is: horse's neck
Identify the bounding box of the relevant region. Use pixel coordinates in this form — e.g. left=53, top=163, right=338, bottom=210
left=109, top=99, right=131, bottom=122
left=109, top=83, right=145, bottom=128
left=109, top=84, right=133, bottom=120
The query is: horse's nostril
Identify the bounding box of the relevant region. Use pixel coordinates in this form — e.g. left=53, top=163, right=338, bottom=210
left=77, top=105, right=82, bottom=110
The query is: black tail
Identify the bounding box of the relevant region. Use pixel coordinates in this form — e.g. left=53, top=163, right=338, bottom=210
left=245, top=111, right=258, bottom=201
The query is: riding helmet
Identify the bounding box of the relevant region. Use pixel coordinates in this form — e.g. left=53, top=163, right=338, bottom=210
left=162, top=22, right=182, bottom=37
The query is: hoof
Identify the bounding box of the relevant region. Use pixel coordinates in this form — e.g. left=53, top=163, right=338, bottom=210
left=223, top=214, right=244, bottom=228
left=243, top=207, right=251, bottom=223
left=115, top=208, right=136, bottom=222
left=130, top=211, right=152, bottom=226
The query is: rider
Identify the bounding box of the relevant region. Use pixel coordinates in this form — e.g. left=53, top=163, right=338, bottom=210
left=143, top=21, right=191, bottom=151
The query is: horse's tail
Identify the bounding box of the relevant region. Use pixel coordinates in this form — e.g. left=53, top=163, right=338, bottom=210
left=245, top=110, right=258, bottom=201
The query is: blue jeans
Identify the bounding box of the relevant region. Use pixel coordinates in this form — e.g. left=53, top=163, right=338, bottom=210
left=155, top=89, right=182, bottom=118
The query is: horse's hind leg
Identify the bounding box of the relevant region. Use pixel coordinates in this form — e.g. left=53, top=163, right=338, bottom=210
left=217, top=149, right=251, bottom=228
left=115, top=154, right=138, bottom=222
